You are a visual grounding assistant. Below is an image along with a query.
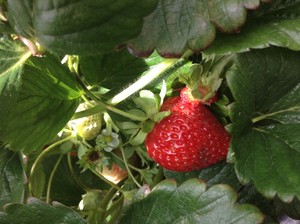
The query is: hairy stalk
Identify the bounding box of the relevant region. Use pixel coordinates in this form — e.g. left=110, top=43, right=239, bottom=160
left=120, top=146, right=142, bottom=188
left=111, top=152, right=141, bottom=172
left=106, top=197, right=124, bottom=224
left=252, top=106, right=300, bottom=123
left=29, top=135, right=74, bottom=196
left=105, top=195, right=124, bottom=219
left=150, top=166, right=164, bottom=188
left=107, top=58, right=190, bottom=105
left=74, top=72, right=147, bottom=122
left=91, top=169, right=124, bottom=193
left=67, top=153, right=91, bottom=192
left=97, top=179, right=125, bottom=223
left=73, top=57, right=190, bottom=121
left=46, top=154, right=63, bottom=204
left=95, top=186, right=118, bottom=223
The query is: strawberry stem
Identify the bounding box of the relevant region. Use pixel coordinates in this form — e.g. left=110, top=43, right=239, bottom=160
left=107, top=58, right=190, bottom=105
left=67, top=153, right=91, bottom=192
left=96, top=185, right=119, bottom=223
left=106, top=197, right=124, bottom=224
left=120, top=146, right=142, bottom=188
left=90, top=169, right=124, bottom=192
left=105, top=195, right=124, bottom=220
left=46, top=154, right=63, bottom=204
left=29, top=135, right=75, bottom=198
left=74, top=72, right=147, bottom=121
left=252, top=106, right=300, bottom=123
left=111, top=152, right=142, bottom=172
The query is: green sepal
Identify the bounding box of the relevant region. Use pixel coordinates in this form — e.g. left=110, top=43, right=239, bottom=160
left=141, top=120, right=155, bottom=133
left=129, top=130, right=148, bottom=146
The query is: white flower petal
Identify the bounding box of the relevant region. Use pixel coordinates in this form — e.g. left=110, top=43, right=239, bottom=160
left=111, top=132, right=119, bottom=138
left=107, top=138, right=120, bottom=147
left=101, top=129, right=109, bottom=136
left=104, top=146, right=113, bottom=152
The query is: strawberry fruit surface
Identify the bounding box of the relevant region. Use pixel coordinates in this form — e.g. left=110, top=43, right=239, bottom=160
left=145, top=87, right=230, bottom=172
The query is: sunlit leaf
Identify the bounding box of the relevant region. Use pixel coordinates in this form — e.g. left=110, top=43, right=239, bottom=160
left=120, top=179, right=263, bottom=224
left=0, top=198, right=87, bottom=224
left=228, top=47, right=300, bottom=202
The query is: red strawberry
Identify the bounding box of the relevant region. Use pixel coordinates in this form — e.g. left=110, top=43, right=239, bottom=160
left=145, top=87, right=230, bottom=172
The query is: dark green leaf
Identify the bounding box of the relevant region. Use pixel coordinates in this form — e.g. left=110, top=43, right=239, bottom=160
left=0, top=146, right=24, bottom=210
left=0, top=197, right=87, bottom=224
left=120, top=179, right=263, bottom=224
left=0, top=20, right=14, bottom=34
left=128, top=0, right=263, bottom=57
left=164, top=161, right=241, bottom=190
left=0, top=53, right=81, bottom=152
left=41, top=155, right=110, bottom=206
left=6, top=0, right=33, bottom=38
left=79, top=49, right=148, bottom=92
left=7, top=0, right=158, bottom=55
left=205, top=1, right=300, bottom=55
left=0, top=36, right=31, bottom=145
left=238, top=184, right=277, bottom=221
left=228, top=47, right=300, bottom=202
left=275, top=197, right=300, bottom=220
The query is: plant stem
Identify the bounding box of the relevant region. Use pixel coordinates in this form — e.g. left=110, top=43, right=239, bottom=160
left=120, top=147, right=142, bottom=188
left=111, top=152, right=141, bottom=172
left=97, top=182, right=124, bottom=223
left=91, top=169, right=124, bottom=193
left=46, top=154, right=63, bottom=204
left=107, top=58, right=190, bottom=105
left=74, top=72, right=147, bottom=121
left=72, top=104, right=105, bottom=119
left=96, top=187, right=117, bottom=223
left=106, top=195, right=124, bottom=216
left=67, top=153, right=91, bottom=192
left=29, top=135, right=74, bottom=196
left=106, top=196, right=124, bottom=224
left=151, top=166, right=164, bottom=188
left=251, top=106, right=300, bottom=123
left=105, top=104, right=146, bottom=121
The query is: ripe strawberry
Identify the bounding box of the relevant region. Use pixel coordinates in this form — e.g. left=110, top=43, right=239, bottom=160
left=145, top=87, right=230, bottom=172
left=71, top=103, right=102, bottom=140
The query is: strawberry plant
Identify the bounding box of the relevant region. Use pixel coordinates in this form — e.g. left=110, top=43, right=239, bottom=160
left=1, top=1, right=300, bottom=223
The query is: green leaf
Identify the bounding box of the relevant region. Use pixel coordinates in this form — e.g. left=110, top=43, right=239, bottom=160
left=6, top=0, right=33, bottom=38
left=128, top=0, right=262, bottom=57
left=28, top=153, right=111, bottom=206
left=237, top=184, right=277, bottom=221
left=205, top=1, right=300, bottom=55
left=0, top=36, right=31, bottom=145
left=7, top=0, right=158, bottom=55
left=133, top=90, right=159, bottom=117
left=0, top=20, right=14, bottom=34
left=120, top=179, right=263, bottom=224
left=0, top=146, right=24, bottom=210
left=129, top=130, right=147, bottom=146
left=41, top=155, right=110, bottom=206
left=153, top=111, right=171, bottom=122
left=0, top=197, right=87, bottom=224
left=228, top=47, right=300, bottom=202
left=79, top=49, right=148, bottom=92
left=164, top=161, right=241, bottom=190
left=275, top=197, right=300, bottom=220
left=0, top=53, right=81, bottom=152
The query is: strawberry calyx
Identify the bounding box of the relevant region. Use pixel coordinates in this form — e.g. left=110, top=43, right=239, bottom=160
left=180, top=86, right=218, bottom=106
left=182, top=55, right=234, bottom=106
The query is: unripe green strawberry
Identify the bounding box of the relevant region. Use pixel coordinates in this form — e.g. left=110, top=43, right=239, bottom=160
left=71, top=103, right=102, bottom=140
left=145, top=87, right=230, bottom=172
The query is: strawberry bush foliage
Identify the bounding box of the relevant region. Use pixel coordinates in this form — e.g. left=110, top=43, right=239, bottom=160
left=1, top=0, right=300, bottom=223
